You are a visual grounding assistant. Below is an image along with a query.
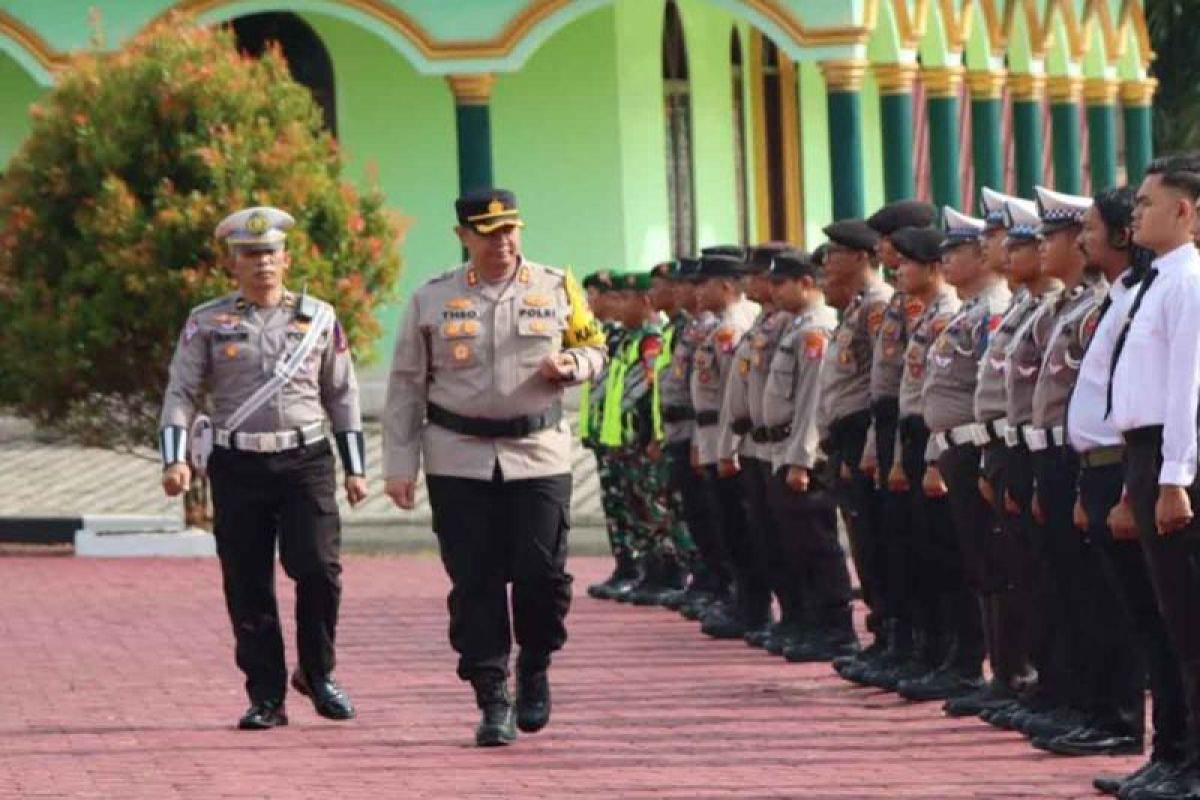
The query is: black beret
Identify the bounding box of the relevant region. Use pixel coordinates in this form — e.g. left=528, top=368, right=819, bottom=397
left=768, top=251, right=819, bottom=280
left=811, top=243, right=830, bottom=266
left=677, top=257, right=702, bottom=281
left=698, top=253, right=746, bottom=279
left=891, top=226, right=946, bottom=264
left=867, top=200, right=938, bottom=236
left=700, top=244, right=747, bottom=260
left=746, top=242, right=793, bottom=273
left=455, top=188, right=523, bottom=233
left=822, top=219, right=880, bottom=252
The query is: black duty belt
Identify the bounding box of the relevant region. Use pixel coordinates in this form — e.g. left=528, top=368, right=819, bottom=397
left=663, top=405, right=695, bottom=423
left=760, top=423, right=791, bottom=443
left=696, top=410, right=720, bottom=427
left=427, top=401, right=562, bottom=439
left=732, top=417, right=753, bottom=436
left=1079, top=444, right=1124, bottom=469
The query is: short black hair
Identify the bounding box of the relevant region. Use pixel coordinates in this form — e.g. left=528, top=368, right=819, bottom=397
left=1145, top=154, right=1200, bottom=200
left=1093, top=186, right=1136, bottom=238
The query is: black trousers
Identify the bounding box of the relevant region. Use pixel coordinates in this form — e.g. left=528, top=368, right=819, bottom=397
left=765, top=464, right=853, bottom=629
left=828, top=409, right=882, bottom=620
left=668, top=441, right=727, bottom=585
left=1000, top=443, right=1057, bottom=705
left=208, top=440, right=342, bottom=704
left=1077, top=461, right=1152, bottom=738
left=935, top=442, right=987, bottom=669
left=873, top=398, right=912, bottom=628
left=1034, top=446, right=1137, bottom=713
left=703, top=465, right=769, bottom=624
left=979, top=440, right=1034, bottom=688
left=741, top=456, right=789, bottom=617
left=426, top=471, right=573, bottom=682
left=899, top=416, right=957, bottom=663
left=1124, top=427, right=1200, bottom=756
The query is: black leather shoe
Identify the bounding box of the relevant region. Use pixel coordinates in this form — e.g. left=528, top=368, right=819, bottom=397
left=1123, top=760, right=1200, bottom=800
left=942, top=681, right=1015, bottom=718
left=897, top=667, right=984, bottom=702
left=515, top=669, right=551, bottom=734
left=1019, top=707, right=1087, bottom=742
left=1094, top=760, right=1175, bottom=798
left=291, top=670, right=356, bottom=720
left=699, top=603, right=746, bottom=640
left=237, top=699, right=288, bottom=730
left=1037, top=725, right=1144, bottom=757
left=471, top=677, right=517, bottom=747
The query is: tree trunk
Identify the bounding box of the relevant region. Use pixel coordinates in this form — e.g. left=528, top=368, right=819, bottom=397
left=184, top=472, right=213, bottom=530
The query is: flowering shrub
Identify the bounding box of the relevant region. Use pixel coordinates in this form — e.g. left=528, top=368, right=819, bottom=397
left=0, top=16, right=403, bottom=448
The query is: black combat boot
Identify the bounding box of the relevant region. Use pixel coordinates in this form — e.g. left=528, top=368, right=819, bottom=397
left=470, top=675, right=517, bottom=747
left=587, top=552, right=639, bottom=600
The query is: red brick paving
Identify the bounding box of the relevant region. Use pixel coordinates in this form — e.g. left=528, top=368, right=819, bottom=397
left=0, top=554, right=1136, bottom=799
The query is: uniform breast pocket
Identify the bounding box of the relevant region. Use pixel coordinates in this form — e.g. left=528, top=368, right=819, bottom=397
left=516, top=313, right=560, bottom=365
left=435, top=320, right=482, bottom=370
left=210, top=334, right=256, bottom=378
left=766, top=350, right=797, bottom=400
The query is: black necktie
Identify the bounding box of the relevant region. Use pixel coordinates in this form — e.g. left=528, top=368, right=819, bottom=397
left=1105, top=266, right=1160, bottom=417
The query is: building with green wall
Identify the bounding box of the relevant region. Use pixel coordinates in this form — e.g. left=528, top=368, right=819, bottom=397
left=0, top=1, right=1156, bottom=400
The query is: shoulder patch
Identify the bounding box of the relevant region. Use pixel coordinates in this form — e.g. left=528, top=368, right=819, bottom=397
left=715, top=326, right=737, bottom=353
left=803, top=330, right=827, bottom=361
left=866, top=302, right=887, bottom=336
left=430, top=266, right=461, bottom=284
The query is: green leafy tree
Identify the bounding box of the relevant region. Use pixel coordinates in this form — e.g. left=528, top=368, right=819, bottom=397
left=0, top=16, right=403, bottom=451
left=1147, top=0, right=1200, bottom=154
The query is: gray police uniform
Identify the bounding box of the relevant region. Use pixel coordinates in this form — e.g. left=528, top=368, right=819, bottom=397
left=765, top=304, right=855, bottom=636
left=819, top=277, right=893, bottom=620
left=382, top=258, right=605, bottom=682
left=925, top=280, right=1012, bottom=599
left=690, top=296, right=762, bottom=624
left=160, top=284, right=363, bottom=705
left=718, top=307, right=793, bottom=632
left=896, top=285, right=961, bottom=668
left=1029, top=276, right=1119, bottom=718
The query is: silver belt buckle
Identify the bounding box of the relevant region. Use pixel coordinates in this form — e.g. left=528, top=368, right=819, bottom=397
left=934, top=432, right=949, bottom=452
left=970, top=424, right=988, bottom=447
left=1004, top=428, right=1020, bottom=448
left=258, top=432, right=277, bottom=452
left=1026, top=428, right=1048, bottom=451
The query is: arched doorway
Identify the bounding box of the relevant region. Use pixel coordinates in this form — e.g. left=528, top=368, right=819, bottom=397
left=663, top=0, right=696, bottom=258
left=231, top=12, right=338, bottom=135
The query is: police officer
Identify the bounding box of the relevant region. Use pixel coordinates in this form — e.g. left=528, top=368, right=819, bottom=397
left=837, top=201, right=934, bottom=686
left=689, top=249, right=760, bottom=639
left=159, top=206, right=366, bottom=730
left=882, top=226, right=966, bottom=702
left=922, top=206, right=1011, bottom=705
left=762, top=252, right=857, bottom=661
left=952, top=187, right=1038, bottom=721
left=816, top=217, right=892, bottom=685
left=382, top=188, right=606, bottom=747
left=995, top=196, right=1071, bottom=738
left=716, top=243, right=794, bottom=647
left=1108, top=157, right=1200, bottom=800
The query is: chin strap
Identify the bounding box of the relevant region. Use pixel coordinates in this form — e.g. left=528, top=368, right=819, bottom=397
left=336, top=430, right=367, bottom=477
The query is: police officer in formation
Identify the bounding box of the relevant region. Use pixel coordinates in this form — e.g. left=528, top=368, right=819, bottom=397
left=159, top=206, right=366, bottom=730
left=582, top=157, right=1200, bottom=799
left=382, top=188, right=606, bottom=747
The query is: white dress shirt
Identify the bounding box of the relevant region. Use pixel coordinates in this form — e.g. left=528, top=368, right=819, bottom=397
left=1110, top=243, right=1200, bottom=485
left=1067, top=270, right=1137, bottom=453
